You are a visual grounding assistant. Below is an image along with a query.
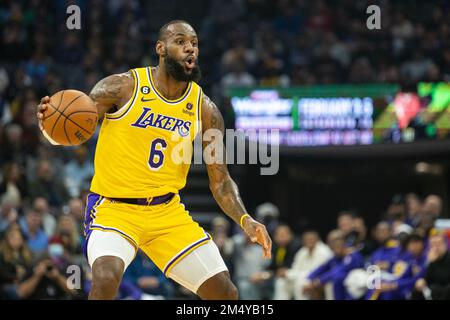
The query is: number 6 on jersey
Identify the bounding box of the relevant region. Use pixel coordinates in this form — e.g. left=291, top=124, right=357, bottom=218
left=149, top=138, right=167, bottom=170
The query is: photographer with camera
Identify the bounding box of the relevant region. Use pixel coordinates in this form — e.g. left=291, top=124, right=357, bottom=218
left=1, top=224, right=73, bottom=299
left=22, top=237, right=77, bottom=299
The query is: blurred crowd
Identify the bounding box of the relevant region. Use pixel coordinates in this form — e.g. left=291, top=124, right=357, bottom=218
left=213, top=195, right=449, bottom=300
left=1, top=0, right=450, bottom=300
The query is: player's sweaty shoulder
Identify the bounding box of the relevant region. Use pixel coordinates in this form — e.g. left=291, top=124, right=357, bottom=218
left=89, top=71, right=134, bottom=115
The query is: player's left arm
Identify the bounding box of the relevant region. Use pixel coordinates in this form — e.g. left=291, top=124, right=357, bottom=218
left=201, top=94, right=272, bottom=259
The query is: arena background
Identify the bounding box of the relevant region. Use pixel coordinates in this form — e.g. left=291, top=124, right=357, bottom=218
left=0, top=0, right=449, bottom=300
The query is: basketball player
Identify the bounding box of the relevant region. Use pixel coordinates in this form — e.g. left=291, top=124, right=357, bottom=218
left=36, top=20, right=272, bottom=300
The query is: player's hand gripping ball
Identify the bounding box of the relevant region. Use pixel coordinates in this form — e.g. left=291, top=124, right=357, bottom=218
left=38, top=90, right=98, bottom=146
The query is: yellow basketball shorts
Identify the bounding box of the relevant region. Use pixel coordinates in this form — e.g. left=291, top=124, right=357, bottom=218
left=83, top=193, right=211, bottom=275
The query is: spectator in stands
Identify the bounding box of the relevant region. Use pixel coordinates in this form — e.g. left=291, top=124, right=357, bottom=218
left=123, top=250, right=174, bottom=299
left=18, top=98, right=40, bottom=158
left=392, top=223, right=414, bottom=253
left=416, top=213, right=437, bottom=240
left=276, top=230, right=332, bottom=300
left=66, top=197, right=86, bottom=236
left=63, top=146, right=94, bottom=198
left=367, top=233, right=426, bottom=300
left=0, top=124, right=27, bottom=166
left=385, top=194, right=407, bottom=224
left=0, top=224, right=33, bottom=299
left=55, top=33, right=84, bottom=66
left=337, top=211, right=353, bottom=234
left=353, top=216, right=367, bottom=244
left=25, top=143, right=66, bottom=184
left=336, top=211, right=358, bottom=247
left=270, top=224, right=301, bottom=274
left=232, top=231, right=270, bottom=300
left=33, top=197, right=57, bottom=238
left=220, top=59, right=256, bottom=93
left=19, top=207, right=48, bottom=256
left=0, top=197, right=19, bottom=233
left=413, top=232, right=450, bottom=300
left=303, top=230, right=364, bottom=300
left=1, top=223, right=76, bottom=300
left=348, top=57, right=376, bottom=83
left=369, top=222, right=400, bottom=272
left=28, top=159, right=69, bottom=207
left=24, top=255, right=77, bottom=299
left=255, top=202, right=280, bottom=238
left=273, top=0, right=304, bottom=37
left=210, top=217, right=234, bottom=272
left=422, top=194, right=443, bottom=219
left=25, top=49, right=50, bottom=84
left=258, top=54, right=290, bottom=87
left=0, top=162, right=27, bottom=208
left=352, top=215, right=375, bottom=257
left=220, top=42, right=257, bottom=74
left=251, top=224, right=301, bottom=299
left=400, top=50, right=434, bottom=82
left=55, top=214, right=82, bottom=260
left=405, top=193, right=423, bottom=227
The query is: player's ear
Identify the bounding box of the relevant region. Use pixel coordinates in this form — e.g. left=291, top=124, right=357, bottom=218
left=156, top=40, right=166, bottom=57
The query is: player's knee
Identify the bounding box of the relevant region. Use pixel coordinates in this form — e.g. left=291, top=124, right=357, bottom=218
left=214, top=276, right=239, bottom=300
left=197, top=272, right=239, bottom=300
left=93, top=268, right=120, bottom=286
left=92, top=257, right=123, bottom=288
left=226, top=282, right=239, bottom=300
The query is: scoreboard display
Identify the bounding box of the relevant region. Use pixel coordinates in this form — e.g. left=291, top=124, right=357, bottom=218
left=228, top=83, right=450, bottom=147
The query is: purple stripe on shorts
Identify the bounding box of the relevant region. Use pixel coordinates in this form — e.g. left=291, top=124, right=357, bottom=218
left=82, top=193, right=101, bottom=259
left=163, top=232, right=211, bottom=274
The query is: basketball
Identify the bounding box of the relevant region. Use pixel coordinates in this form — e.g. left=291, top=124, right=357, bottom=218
left=42, top=89, right=98, bottom=146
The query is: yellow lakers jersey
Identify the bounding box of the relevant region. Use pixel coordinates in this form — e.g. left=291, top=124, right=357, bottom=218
left=90, top=67, right=203, bottom=198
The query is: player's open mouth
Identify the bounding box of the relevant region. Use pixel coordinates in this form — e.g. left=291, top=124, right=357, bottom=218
left=184, top=57, right=195, bottom=70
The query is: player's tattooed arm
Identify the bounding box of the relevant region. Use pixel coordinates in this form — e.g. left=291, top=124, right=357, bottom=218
left=89, top=71, right=134, bottom=119
left=201, top=95, right=245, bottom=222
left=202, top=94, right=272, bottom=259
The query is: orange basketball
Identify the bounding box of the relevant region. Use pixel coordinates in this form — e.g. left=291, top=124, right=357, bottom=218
left=42, top=90, right=98, bottom=146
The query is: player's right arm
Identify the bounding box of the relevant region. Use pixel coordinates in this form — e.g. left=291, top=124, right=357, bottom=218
left=88, top=71, right=134, bottom=118
left=36, top=72, right=134, bottom=130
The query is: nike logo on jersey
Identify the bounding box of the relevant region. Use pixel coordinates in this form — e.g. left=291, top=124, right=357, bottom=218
left=141, top=97, right=156, bottom=102
left=131, top=107, right=191, bottom=137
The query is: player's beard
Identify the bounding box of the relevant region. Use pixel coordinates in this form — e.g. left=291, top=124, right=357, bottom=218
left=164, top=54, right=201, bottom=83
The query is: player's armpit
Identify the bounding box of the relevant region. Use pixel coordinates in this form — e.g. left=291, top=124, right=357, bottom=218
left=89, top=71, right=134, bottom=119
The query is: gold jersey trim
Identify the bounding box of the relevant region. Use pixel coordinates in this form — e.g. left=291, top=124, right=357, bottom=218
left=147, top=67, right=193, bottom=104
left=194, top=87, right=203, bottom=137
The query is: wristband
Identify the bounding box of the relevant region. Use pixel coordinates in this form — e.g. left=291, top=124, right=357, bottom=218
left=240, top=214, right=251, bottom=228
